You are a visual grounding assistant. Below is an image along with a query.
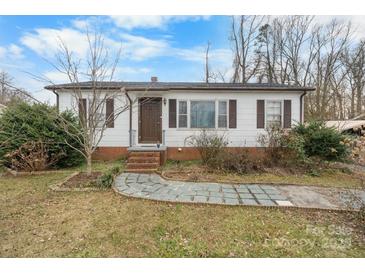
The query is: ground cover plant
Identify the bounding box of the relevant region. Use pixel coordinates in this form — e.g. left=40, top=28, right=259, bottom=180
left=0, top=161, right=364, bottom=257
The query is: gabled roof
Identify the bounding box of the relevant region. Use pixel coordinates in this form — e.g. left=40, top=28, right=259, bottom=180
left=44, top=81, right=315, bottom=92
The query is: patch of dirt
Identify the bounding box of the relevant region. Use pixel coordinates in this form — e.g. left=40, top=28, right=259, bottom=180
left=162, top=164, right=297, bottom=183
left=62, top=172, right=102, bottom=188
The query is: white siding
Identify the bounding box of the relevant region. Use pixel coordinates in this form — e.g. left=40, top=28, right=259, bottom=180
left=58, top=90, right=130, bottom=147
left=57, top=89, right=302, bottom=147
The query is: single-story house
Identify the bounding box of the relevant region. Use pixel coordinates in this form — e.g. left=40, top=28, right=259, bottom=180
left=46, top=79, right=315, bottom=171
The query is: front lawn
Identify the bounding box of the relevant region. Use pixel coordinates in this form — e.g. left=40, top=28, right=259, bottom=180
left=0, top=161, right=364, bottom=257
left=160, top=160, right=365, bottom=188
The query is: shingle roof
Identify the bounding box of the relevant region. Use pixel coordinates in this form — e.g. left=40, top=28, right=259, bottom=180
left=44, top=81, right=315, bottom=92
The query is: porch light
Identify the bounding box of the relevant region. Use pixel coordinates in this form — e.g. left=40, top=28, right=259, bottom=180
left=163, top=98, right=167, bottom=105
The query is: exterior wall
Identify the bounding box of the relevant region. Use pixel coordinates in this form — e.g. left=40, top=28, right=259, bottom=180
left=160, top=91, right=301, bottom=148
left=58, top=90, right=130, bottom=148
left=57, top=89, right=303, bottom=150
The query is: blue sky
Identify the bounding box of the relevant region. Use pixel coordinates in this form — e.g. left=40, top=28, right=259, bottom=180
left=0, top=16, right=233, bottom=103
left=1, top=15, right=365, bottom=104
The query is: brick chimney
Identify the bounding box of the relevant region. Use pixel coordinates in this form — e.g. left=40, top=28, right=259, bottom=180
left=151, top=76, right=158, bottom=82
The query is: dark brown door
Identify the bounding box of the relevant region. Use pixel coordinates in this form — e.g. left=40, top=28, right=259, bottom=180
left=139, top=97, right=162, bottom=143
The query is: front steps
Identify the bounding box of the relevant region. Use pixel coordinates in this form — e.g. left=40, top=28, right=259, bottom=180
left=126, top=151, right=161, bottom=173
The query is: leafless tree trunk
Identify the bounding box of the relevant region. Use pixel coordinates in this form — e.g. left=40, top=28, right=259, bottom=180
left=40, top=31, right=137, bottom=175
left=343, top=41, right=365, bottom=118
left=205, top=41, right=211, bottom=83
left=230, top=15, right=265, bottom=83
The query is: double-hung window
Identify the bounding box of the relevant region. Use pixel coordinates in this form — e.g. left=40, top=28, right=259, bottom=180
left=190, top=101, right=216, bottom=128
left=265, top=100, right=282, bottom=128
left=218, top=101, right=228, bottom=128
left=178, top=100, right=188, bottom=128
left=92, top=99, right=106, bottom=128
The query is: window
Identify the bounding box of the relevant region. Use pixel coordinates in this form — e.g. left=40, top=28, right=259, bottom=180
left=190, top=101, right=215, bottom=128
left=178, top=100, right=188, bottom=128
left=266, top=100, right=282, bottom=128
left=218, top=101, right=227, bottom=128
left=92, top=99, right=106, bottom=128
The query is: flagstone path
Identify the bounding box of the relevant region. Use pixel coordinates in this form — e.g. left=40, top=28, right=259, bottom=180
left=114, top=173, right=365, bottom=210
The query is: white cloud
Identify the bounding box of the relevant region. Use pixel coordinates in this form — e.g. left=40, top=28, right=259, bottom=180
left=8, top=44, right=24, bottom=59
left=175, top=47, right=232, bottom=64
left=43, top=70, right=70, bottom=84
left=0, top=46, right=5, bottom=59
left=116, top=66, right=151, bottom=74
left=120, top=33, right=169, bottom=60
left=72, top=19, right=90, bottom=30
left=0, top=43, right=24, bottom=61
left=311, top=16, right=365, bottom=40
left=109, top=15, right=210, bottom=30
left=20, top=28, right=90, bottom=59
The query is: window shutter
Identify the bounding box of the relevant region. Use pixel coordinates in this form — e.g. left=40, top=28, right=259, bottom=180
left=229, top=100, right=237, bottom=128
left=106, top=98, right=114, bottom=128
left=78, top=98, right=87, bottom=126
left=283, top=100, right=292, bottom=128
left=257, top=100, right=265, bottom=128
left=169, top=99, right=177, bottom=128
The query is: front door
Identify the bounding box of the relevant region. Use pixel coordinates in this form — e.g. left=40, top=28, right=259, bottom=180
left=138, top=97, right=162, bottom=144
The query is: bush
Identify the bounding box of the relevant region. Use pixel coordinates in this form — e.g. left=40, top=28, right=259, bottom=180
left=5, top=140, right=64, bottom=171
left=210, top=149, right=264, bottom=174
left=0, top=102, right=84, bottom=170
left=258, top=125, right=307, bottom=165
left=97, top=165, right=121, bottom=188
left=186, top=130, right=228, bottom=165
left=293, top=121, right=349, bottom=161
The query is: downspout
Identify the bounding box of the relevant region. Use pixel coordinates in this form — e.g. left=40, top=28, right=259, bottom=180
left=124, top=88, right=133, bottom=147
left=52, top=89, right=59, bottom=113
left=300, top=90, right=307, bottom=124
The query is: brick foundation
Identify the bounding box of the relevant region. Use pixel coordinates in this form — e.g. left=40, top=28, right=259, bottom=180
left=93, top=146, right=266, bottom=161
left=167, top=147, right=266, bottom=161
left=92, top=147, right=128, bottom=160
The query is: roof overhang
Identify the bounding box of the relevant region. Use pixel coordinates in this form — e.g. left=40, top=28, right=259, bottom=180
left=45, top=83, right=315, bottom=93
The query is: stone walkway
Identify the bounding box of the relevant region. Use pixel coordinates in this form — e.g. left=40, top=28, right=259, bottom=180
left=114, top=173, right=365, bottom=210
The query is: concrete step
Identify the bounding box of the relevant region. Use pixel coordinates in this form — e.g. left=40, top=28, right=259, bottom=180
left=128, top=156, right=160, bottom=163
left=126, top=163, right=159, bottom=169
left=128, top=151, right=160, bottom=158
left=125, top=168, right=157, bottom=173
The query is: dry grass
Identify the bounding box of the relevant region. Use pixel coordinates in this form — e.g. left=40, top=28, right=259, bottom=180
left=0, top=161, right=364, bottom=257
left=161, top=160, right=365, bottom=188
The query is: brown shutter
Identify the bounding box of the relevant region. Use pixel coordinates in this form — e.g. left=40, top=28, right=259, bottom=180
left=257, top=100, right=265, bottom=128
left=106, top=98, right=114, bottom=128
left=283, top=100, right=292, bottom=128
left=229, top=100, right=237, bottom=128
left=169, top=99, right=176, bottom=128
left=78, top=98, right=87, bottom=126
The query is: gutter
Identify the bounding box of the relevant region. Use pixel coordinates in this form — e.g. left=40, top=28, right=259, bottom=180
left=45, top=84, right=316, bottom=92
left=300, top=90, right=307, bottom=123
left=52, top=89, right=59, bottom=112
left=124, top=88, right=133, bottom=147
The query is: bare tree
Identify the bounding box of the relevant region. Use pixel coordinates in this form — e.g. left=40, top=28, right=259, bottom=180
left=0, top=71, right=30, bottom=105
left=306, top=20, right=352, bottom=119
left=230, top=15, right=265, bottom=83
left=343, top=41, right=365, bottom=118
left=227, top=15, right=365, bottom=121
left=205, top=41, right=211, bottom=83
left=44, top=31, right=138, bottom=175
